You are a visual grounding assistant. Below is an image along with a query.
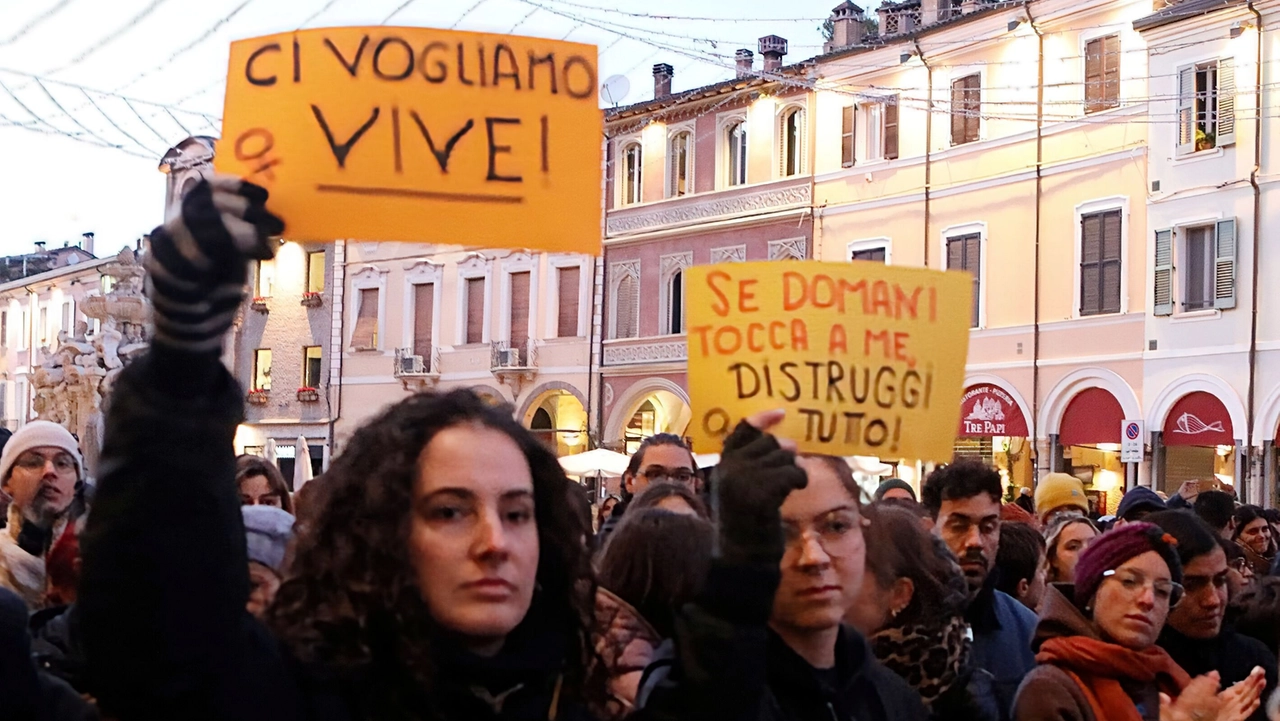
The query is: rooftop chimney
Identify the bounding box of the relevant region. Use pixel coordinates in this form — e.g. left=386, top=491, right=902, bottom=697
left=758, top=35, right=788, bottom=73
left=81, top=232, right=94, bottom=257
left=735, top=49, right=754, bottom=78
left=653, top=63, right=674, bottom=98
left=34, top=241, right=46, bottom=253
left=826, top=2, right=867, bottom=52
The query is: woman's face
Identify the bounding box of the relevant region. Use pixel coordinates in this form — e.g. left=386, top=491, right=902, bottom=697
left=1050, top=522, right=1098, bottom=583
left=247, top=561, right=281, bottom=618
left=1240, top=518, right=1272, bottom=555
left=410, top=424, right=539, bottom=656
left=1091, top=550, right=1176, bottom=651
left=239, top=473, right=283, bottom=508
left=601, top=497, right=618, bottom=517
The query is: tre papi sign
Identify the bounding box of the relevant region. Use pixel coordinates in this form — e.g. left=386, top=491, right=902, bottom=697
left=685, top=261, right=972, bottom=462
left=215, top=27, right=602, bottom=253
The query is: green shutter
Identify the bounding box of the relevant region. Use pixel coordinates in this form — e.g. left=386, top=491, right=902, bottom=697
left=1214, top=219, right=1237, bottom=310
left=1154, top=228, right=1174, bottom=316
left=1217, top=58, right=1236, bottom=147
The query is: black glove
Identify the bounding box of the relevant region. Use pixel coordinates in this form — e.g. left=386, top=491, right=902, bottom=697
left=145, top=176, right=284, bottom=354
left=711, top=420, right=808, bottom=567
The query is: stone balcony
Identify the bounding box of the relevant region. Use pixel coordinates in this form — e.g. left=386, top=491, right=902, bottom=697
left=603, top=335, right=688, bottom=367
left=605, top=177, right=811, bottom=239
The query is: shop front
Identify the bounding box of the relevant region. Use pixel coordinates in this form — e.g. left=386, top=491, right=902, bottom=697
left=1154, top=391, right=1239, bottom=495
left=1053, top=387, right=1127, bottom=516
left=955, top=383, right=1033, bottom=496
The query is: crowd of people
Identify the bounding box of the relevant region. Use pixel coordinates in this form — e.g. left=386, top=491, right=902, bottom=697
left=6, top=178, right=1280, bottom=721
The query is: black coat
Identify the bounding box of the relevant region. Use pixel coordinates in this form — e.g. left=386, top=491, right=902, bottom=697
left=1159, top=625, right=1278, bottom=721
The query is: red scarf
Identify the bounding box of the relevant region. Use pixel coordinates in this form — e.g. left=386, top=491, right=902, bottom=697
left=1036, top=636, right=1190, bottom=721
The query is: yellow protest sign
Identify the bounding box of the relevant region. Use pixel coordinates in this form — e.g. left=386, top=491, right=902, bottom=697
left=215, top=28, right=601, bottom=253
left=685, top=261, right=972, bottom=462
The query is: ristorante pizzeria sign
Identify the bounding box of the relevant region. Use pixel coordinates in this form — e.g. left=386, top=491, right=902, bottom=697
left=959, top=384, right=1028, bottom=437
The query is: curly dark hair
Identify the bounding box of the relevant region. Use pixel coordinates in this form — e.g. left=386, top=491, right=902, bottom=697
left=921, top=460, right=1002, bottom=519
left=266, top=389, right=604, bottom=714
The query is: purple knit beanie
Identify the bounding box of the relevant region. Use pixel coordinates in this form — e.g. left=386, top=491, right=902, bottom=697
left=1074, top=522, right=1183, bottom=607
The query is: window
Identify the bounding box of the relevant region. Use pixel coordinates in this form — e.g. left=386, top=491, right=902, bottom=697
left=950, top=74, right=981, bottom=146
left=60, top=302, right=71, bottom=335
left=1153, top=220, right=1236, bottom=315
left=101, top=275, right=115, bottom=295
left=612, top=272, right=640, bottom=340
left=726, top=121, right=747, bottom=186
left=851, top=247, right=887, bottom=263
left=947, top=233, right=982, bottom=327
left=1084, top=35, right=1120, bottom=113
left=307, top=251, right=326, bottom=293
left=557, top=266, right=581, bottom=337
left=780, top=107, right=805, bottom=177
left=303, top=346, right=323, bottom=388
left=38, top=306, right=47, bottom=345
left=508, top=271, right=531, bottom=351
left=862, top=99, right=899, bottom=162
left=464, top=277, right=486, bottom=344
left=1, top=311, right=7, bottom=347
left=1178, top=59, right=1235, bottom=154
left=18, top=311, right=27, bottom=350
left=1079, top=210, right=1122, bottom=316
left=412, top=283, right=434, bottom=358
left=841, top=105, right=855, bottom=168
left=621, top=142, right=643, bottom=206
left=351, top=288, right=379, bottom=349
left=668, top=131, right=692, bottom=197
left=256, top=259, right=276, bottom=298
left=252, top=349, right=272, bottom=391
left=667, top=270, right=685, bottom=334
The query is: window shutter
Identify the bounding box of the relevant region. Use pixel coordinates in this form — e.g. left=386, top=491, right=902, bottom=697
left=1177, top=67, right=1196, bottom=155
left=1153, top=229, right=1174, bottom=316
left=1084, top=38, right=1102, bottom=113
left=615, top=275, right=638, bottom=339
left=966, top=76, right=981, bottom=143
left=1214, top=218, right=1237, bottom=309
left=947, top=238, right=962, bottom=270
left=1102, top=210, right=1123, bottom=314
left=466, top=278, right=485, bottom=344
left=352, top=288, right=378, bottom=349
left=557, top=267, right=581, bottom=337
left=1080, top=214, right=1102, bottom=315
left=966, top=235, right=981, bottom=327
left=413, top=283, right=434, bottom=359
left=509, top=271, right=531, bottom=351
left=1103, top=35, right=1121, bottom=109
left=669, top=137, right=679, bottom=196
left=1217, top=58, right=1236, bottom=146
left=950, top=79, right=964, bottom=146
left=884, top=97, right=899, bottom=160
left=841, top=105, right=855, bottom=167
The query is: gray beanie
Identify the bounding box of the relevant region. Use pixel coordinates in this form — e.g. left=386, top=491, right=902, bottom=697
left=874, top=478, right=917, bottom=502
left=242, top=505, right=295, bottom=574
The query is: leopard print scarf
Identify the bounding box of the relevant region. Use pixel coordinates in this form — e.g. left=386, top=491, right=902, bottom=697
left=869, top=615, right=971, bottom=707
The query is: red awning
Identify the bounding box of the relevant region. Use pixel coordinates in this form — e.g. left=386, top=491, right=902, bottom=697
left=1060, top=387, right=1125, bottom=446
left=959, top=383, right=1028, bottom=437
left=1163, top=391, right=1234, bottom=447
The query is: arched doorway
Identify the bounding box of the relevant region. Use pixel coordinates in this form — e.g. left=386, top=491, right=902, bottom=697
left=1056, top=387, right=1128, bottom=515
left=522, top=389, right=588, bottom=457
left=956, top=382, right=1032, bottom=495
left=1159, top=391, right=1238, bottom=495
left=621, top=391, right=690, bottom=454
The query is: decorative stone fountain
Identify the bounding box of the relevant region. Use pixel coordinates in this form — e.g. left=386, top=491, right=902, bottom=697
left=31, top=247, right=150, bottom=479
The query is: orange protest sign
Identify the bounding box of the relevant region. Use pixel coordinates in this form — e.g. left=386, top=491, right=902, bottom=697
left=215, top=28, right=602, bottom=253
left=685, top=261, right=972, bottom=462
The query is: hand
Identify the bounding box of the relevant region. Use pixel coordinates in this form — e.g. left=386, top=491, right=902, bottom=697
left=1161, top=672, right=1222, bottom=721
left=145, top=175, right=284, bottom=353
left=711, top=410, right=807, bottom=566
left=1218, top=667, right=1266, bottom=721
left=1177, top=480, right=1201, bottom=503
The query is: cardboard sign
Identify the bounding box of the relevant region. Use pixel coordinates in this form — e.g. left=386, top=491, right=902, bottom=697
left=215, top=28, right=602, bottom=253
left=685, top=261, right=972, bottom=462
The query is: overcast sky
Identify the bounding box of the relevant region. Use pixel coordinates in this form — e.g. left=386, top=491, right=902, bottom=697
left=0, top=0, right=837, bottom=257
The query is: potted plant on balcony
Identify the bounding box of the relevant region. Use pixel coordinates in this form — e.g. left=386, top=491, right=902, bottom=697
left=301, top=291, right=323, bottom=308
left=250, top=296, right=270, bottom=313
left=297, top=386, right=320, bottom=403
left=247, top=388, right=270, bottom=405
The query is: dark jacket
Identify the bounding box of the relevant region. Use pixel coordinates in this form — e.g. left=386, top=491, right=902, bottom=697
left=29, top=603, right=87, bottom=693
left=761, top=626, right=928, bottom=721
left=77, top=349, right=768, bottom=721
left=1159, top=624, right=1277, bottom=721
left=966, top=580, right=1038, bottom=721
left=0, top=587, right=97, bottom=721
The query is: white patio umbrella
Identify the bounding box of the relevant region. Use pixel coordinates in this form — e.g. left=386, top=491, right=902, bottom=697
left=694, top=453, right=720, bottom=469
left=293, top=435, right=313, bottom=490
left=559, top=448, right=629, bottom=478
left=263, top=438, right=277, bottom=465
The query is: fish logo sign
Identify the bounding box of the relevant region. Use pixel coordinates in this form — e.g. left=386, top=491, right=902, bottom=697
left=1173, top=413, right=1226, bottom=436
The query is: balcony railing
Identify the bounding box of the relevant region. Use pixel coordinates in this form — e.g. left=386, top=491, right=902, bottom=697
left=490, top=339, right=537, bottom=371
left=394, top=347, right=439, bottom=377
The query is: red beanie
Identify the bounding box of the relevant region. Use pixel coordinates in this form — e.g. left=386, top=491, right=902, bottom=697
left=1074, top=522, right=1182, bottom=608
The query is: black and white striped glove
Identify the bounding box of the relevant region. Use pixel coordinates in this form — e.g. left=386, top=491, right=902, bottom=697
left=145, top=176, right=284, bottom=354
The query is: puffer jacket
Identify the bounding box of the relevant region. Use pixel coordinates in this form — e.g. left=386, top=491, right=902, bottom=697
left=594, top=587, right=665, bottom=714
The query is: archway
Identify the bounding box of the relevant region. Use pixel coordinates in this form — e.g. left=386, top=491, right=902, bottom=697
left=604, top=380, right=692, bottom=454
left=522, top=388, right=588, bottom=457
left=1147, top=374, right=1246, bottom=497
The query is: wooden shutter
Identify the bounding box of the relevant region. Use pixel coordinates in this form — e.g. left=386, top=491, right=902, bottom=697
left=1101, top=210, right=1122, bottom=314
left=1084, top=38, right=1103, bottom=113
left=1153, top=229, right=1174, bottom=316
left=615, top=275, right=638, bottom=339
left=509, top=271, right=531, bottom=352
left=884, top=97, right=899, bottom=160
left=1102, top=35, right=1121, bottom=109
left=352, top=288, right=378, bottom=349
left=1214, top=219, right=1237, bottom=309
left=1217, top=58, right=1236, bottom=146
left=965, top=76, right=981, bottom=143
left=413, top=283, right=434, bottom=358
left=841, top=105, right=855, bottom=167
left=950, top=78, right=965, bottom=146
left=465, top=278, right=485, bottom=344
left=1080, top=213, right=1102, bottom=315
left=557, top=267, right=581, bottom=337
left=966, top=234, right=981, bottom=327
left=1177, top=66, right=1196, bottom=155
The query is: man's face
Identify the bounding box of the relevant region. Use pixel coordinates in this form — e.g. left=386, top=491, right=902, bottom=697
left=1167, top=546, right=1229, bottom=640
left=624, top=444, right=696, bottom=496
left=936, top=493, right=1001, bottom=596
left=2, top=446, right=77, bottom=522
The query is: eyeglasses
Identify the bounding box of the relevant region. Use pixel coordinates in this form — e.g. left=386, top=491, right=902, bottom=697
left=1182, top=572, right=1230, bottom=594
left=782, top=509, right=866, bottom=559
left=1102, top=569, right=1185, bottom=608
left=14, top=451, right=76, bottom=474
left=640, top=466, right=696, bottom=484
left=1230, top=557, right=1253, bottom=574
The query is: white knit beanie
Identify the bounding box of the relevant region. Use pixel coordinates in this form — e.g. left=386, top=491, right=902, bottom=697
left=0, top=420, right=82, bottom=481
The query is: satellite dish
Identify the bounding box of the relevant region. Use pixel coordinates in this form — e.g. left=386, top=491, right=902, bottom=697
left=601, top=75, right=631, bottom=107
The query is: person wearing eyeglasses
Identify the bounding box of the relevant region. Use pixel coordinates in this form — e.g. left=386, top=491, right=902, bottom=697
left=1014, top=522, right=1254, bottom=721
left=1148, top=510, right=1274, bottom=721
left=599, top=434, right=699, bottom=543
left=0, top=421, right=86, bottom=609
